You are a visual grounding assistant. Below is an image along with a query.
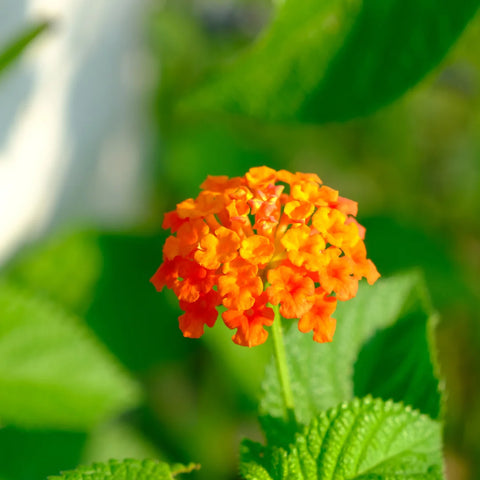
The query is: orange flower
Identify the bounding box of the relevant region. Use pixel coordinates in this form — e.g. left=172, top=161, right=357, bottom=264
left=151, top=166, right=379, bottom=346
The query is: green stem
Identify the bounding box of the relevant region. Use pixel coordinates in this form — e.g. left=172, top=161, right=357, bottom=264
left=271, top=305, right=296, bottom=422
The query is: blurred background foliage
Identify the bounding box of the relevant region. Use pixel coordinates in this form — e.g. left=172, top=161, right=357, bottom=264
left=1, top=0, right=480, bottom=479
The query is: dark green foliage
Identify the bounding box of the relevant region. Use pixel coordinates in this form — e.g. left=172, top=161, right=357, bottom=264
left=0, top=428, right=86, bottom=480
left=362, top=216, right=473, bottom=311
left=183, top=0, right=479, bottom=122
left=354, top=312, right=441, bottom=419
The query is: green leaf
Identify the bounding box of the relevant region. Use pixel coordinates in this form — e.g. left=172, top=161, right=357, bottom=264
left=183, top=0, right=479, bottom=123
left=5, top=231, right=102, bottom=315
left=5, top=230, right=192, bottom=372
left=82, top=421, right=162, bottom=465
left=48, top=459, right=200, bottom=480
left=0, top=281, right=141, bottom=430
left=260, top=273, right=442, bottom=429
left=353, top=311, right=441, bottom=420
left=241, top=397, right=445, bottom=480
left=0, top=22, right=49, bottom=76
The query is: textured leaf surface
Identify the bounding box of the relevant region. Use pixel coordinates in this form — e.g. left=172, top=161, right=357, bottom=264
left=242, top=397, right=444, bottom=480
left=260, top=273, right=442, bottom=429
left=49, top=459, right=199, bottom=480
left=184, top=0, right=479, bottom=122
left=0, top=282, right=140, bottom=430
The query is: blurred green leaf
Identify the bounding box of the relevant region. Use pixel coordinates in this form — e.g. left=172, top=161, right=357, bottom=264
left=0, top=281, right=140, bottom=430
left=183, top=0, right=479, bottom=122
left=48, top=459, right=199, bottom=480
left=354, top=309, right=442, bottom=419
left=0, top=21, right=49, bottom=76
left=6, top=230, right=193, bottom=372
left=363, top=216, right=474, bottom=310
left=241, top=397, right=444, bottom=480
left=84, top=233, right=192, bottom=372
left=162, top=122, right=277, bottom=200
left=5, top=231, right=102, bottom=315
left=260, top=273, right=442, bottom=430
left=82, top=421, right=162, bottom=465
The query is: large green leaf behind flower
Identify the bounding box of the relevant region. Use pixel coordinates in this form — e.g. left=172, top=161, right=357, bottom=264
left=184, top=0, right=479, bottom=122
left=260, top=272, right=442, bottom=435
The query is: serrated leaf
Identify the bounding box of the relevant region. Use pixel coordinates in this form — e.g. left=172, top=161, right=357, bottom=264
left=183, top=0, right=479, bottom=123
left=242, top=397, right=445, bottom=480
left=0, top=281, right=140, bottom=430
left=48, top=459, right=199, bottom=480
left=260, top=272, right=442, bottom=430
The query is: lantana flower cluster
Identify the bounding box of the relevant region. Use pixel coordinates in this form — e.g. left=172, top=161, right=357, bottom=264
left=151, top=167, right=379, bottom=347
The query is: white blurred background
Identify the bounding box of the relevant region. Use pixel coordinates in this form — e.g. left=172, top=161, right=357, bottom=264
left=0, top=0, right=154, bottom=265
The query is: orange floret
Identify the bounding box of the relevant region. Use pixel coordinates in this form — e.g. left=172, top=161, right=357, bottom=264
left=151, top=258, right=180, bottom=292
left=200, top=175, right=244, bottom=192
left=312, top=207, right=359, bottom=248
left=194, top=226, right=241, bottom=269
left=349, top=241, right=381, bottom=285
left=298, top=289, right=337, bottom=343
left=218, top=261, right=263, bottom=311
left=173, top=260, right=217, bottom=303
left=245, top=166, right=277, bottom=189
left=267, top=264, right=315, bottom=318
left=222, top=292, right=274, bottom=347
left=179, top=290, right=221, bottom=338
left=163, top=219, right=210, bottom=260
left=151, top=166, right=379, bottom=346
left=318, top=248, right=359, bottom=301
left=240, top=235, right=275, bottom=265
left=162, top=210, right=185, bottom=232
left=280, top=225, right=327, bottom=270
left=284, top=200, right=315, bottom=223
